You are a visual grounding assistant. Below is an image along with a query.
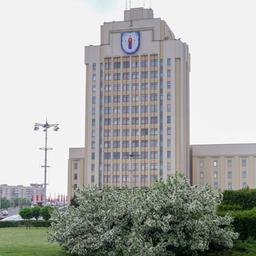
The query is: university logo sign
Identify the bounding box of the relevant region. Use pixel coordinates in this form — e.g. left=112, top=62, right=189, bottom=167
left=121, top=32, right=140, bottom=54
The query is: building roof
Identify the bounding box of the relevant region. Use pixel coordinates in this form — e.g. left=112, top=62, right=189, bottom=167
left=191, top=143, right=256, bottom=157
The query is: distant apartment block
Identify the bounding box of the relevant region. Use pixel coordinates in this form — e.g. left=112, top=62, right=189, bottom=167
left=0, top=184, right=44, bottom=202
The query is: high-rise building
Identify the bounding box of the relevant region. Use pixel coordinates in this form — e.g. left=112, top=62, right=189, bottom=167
left=68, top=7, right=190, bottom=198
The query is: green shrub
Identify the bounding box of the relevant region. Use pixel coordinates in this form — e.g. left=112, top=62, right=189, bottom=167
left=0, top=220, right=50, bottom=228
left=217, top=204, right=243, bottom=212
left=222, top=189, right=256, bottom=210
left=40, top=206, right=53, bottom=221
left=231, top=208, right=256, bottom=240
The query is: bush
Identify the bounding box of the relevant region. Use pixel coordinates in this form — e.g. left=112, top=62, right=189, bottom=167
left=40, top=206, right=53, bottom=221
left=222, top=189, right=256, bottom=210
left=217, top=204, right=243, bottom=212
left=231, top=208, right=256, bottom=240
left=31, top=206, right=41, bottom=220
left=49, top=174, right=238, bottom=256
left=0, top=220, right=50, bottom=228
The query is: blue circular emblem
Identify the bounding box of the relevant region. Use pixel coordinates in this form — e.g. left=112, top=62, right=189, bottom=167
left=121, top=32, right=140, bottom=54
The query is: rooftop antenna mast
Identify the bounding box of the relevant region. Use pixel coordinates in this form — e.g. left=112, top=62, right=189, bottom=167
left=149, top=0, right=151, bottom=8
left=125, top=0, right=128, bottom=10
left=129, top=0, right=131, bottom=9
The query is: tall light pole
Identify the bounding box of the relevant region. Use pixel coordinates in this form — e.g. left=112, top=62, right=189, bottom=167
left=34, top=120, right=59, bottom=205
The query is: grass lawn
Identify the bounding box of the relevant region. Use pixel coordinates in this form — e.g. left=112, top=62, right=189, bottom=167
left=0, top=227, right=66, bottom=256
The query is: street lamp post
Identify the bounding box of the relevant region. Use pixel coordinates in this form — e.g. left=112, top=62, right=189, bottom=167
left=34, top=120, right=59, bottom=205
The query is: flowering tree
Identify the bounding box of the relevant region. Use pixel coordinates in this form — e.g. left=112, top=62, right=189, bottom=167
left=49, top=174, right=238, bottom=256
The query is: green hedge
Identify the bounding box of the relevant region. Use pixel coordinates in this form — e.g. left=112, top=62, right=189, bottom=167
left=0, top=220, right=50, bottom=228
left=217, top=204, right=243, bottom=212
left=231, top=208, right=256, bottom=240
left=222, top=189, right=256, bottom=210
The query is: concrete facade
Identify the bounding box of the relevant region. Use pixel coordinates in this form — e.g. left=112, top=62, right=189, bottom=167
left=191, top=144, right=256, bottom=190
left=0, top=184, right=44, bottom=201
left=67, top=7, right=190, bottom=198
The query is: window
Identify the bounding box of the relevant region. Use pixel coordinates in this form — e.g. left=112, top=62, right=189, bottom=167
left=242, top=159, right=247, bottom=167
left=167, top=93, right=171, bottom=100
left=122, top=129, right=129, bottom=136
left=227, top=159, right=232, bottom=168
left=104, top=118, right=111, bottom=125
left=91, top=176, right=95, bottom=183
left=132, top=72, right=139, bottom=80
left=91, top=164, right=95, bottom=171
left=141, top=105, right=148, bottom=113
left=167, top=58, right=171, bottom=66
left=213, top=160, right=218, bottom=167
left=199, top=160, right=204, bottom=168
left=167, top=127, right=171, bottom=135
left=131, top=140, right=139, bottom=147
left=91, top=153, right=95, bottom=160
left=92, top=74, right=96, bottom=81
left=113, top=152, right=120, bottom=159
left=150, top=93, right=158, bottom=101
left=113, top=129, right=120, bottom=136
left=113, top=96, right=121, bottom=103
left=167, top=139, right=171, bottom=147
left=113, top=118, right=121, bottom=125
left=73, top=162, right=78, bottom=170
left=92, top=96, right=96, bottom=104
left=150, top=128, right=158, bottom=135
left=73, top=184, right=78, bottom=189
left=92, top=63, right=96, bottom=70
left=167, top=81, right=171, bottom=89
left=131, top=129, right=139, bottom=136
left=104, top=130, right=111, bottom=137
left=141, top=152, right=148, bottom=159
left=167, top=116, right=171, bottom=124
left=150, top=71, right=158, bottom=79
left=228, top=182, right=232, bottom=190
left=167, top=70, right=171, bottom=78
left=141, top=94, right=148, bottom=101
left=123, top=61, right=130, bottom=68
left=227, top=171, right=232, bottom=179
left=131, top=83, right=139, bottom=90
left=104, top=96, right=111, bottom=103
left=200, top=171, right=204, bottom=179
left=150, top=140, right=158, bottom=147
left=131, top=60, right=139, bottom=68
left=150, top=116, right=158, bottom=124
left=122, top=141, right=129, bottom=148
left=122, top=72, right=130, bottom=80
left=92, top=130, right=95, bottom=137
left=131, top=117, right=139, bottom=125
left=141, top=117, right=148, bottom=124
left=113, top=107, right=121, bottom=114
left=167, top=151, right=171, bottom=159
left=213, top=171, right=218, bottom=179
left=150, top=59, right=158, bottom=67
left=150, top=151, right=158, bottom=159
left=74, top=173, right=78, bottom=180
left=131, top=106, right=139, bottom=113
left=91, top=141, right=95, bottom=149
left=113, top=141, right=120, bottom=148
left=92, top=119, right=96, bottom=126
left=141, top=60, right=148, bottom=67
left=141, top=71, right=148, bottom=79
left=150, top=82, right=158, bottom=90
left=242, top=182, right=248, bottom=189
left=122, top=95, right=129, bottom=102
left=104, top=152, right=111, bottom=159
left=150, top=105, right=158, bottom=112
left=122, top=106, right=129, bottom=113
left=167, top=104, right=171, bottom=112
left=113, top=61, right=121, bottom=69
left=167, top=162, right=171, bottom=170
left=213, top=182, right=218, bottom=189
left=141, top=140, right=148, bottom=147
left=242, top=170, right=247, bottom=179
left=141, top=83, right=148, bottom=90
left=141, top=128, right=148, bottom=136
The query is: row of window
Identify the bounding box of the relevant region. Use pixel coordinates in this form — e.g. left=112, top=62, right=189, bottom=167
left=102, top=127, right=172, bottom=137
left=102, top=70, right=171, bottom=81
left=103, top=175, right=158, bottom=183
left=101, top=151, right=171, bottom=160
left=101, top=105, right=171, bottom=114
left=200, top=170, right=248, bottom=179
left=103, top=162, right=160, bottom=171
left=199, top=159, right=248, bottom=168
left=103, top=58, right=170, bottom=70
left=212, top=181, right=248, bottom=190
left=104, top=81, right=171, bottom=91
left=103, top=116, right=171, bottom=125
left=100, top=139, right=171, bottom=148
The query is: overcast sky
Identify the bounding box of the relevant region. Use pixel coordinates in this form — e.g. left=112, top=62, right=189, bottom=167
left=1, top=0, right=256, bottom=195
